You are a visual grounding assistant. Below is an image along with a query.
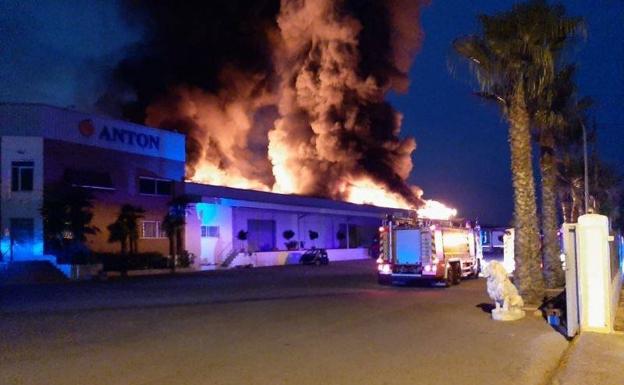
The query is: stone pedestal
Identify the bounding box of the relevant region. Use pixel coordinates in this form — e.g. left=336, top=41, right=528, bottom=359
left=492, top=307, right=525, bottom=321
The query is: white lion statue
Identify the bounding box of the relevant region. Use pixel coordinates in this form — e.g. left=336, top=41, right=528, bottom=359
left=483, top=260, right=525, bottom=321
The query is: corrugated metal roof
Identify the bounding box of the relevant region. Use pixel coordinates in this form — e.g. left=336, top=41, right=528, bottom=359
left=184, top=182, right=412, bottom=217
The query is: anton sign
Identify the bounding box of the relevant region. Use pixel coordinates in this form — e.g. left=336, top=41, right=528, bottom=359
left=79, top=119, right=160, bottom=151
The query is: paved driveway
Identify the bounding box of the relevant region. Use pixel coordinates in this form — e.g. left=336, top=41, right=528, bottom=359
left=0, top=260, right=568, bottom=385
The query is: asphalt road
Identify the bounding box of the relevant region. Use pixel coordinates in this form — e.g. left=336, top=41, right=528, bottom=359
left=0, top=260, right=569, bottom=385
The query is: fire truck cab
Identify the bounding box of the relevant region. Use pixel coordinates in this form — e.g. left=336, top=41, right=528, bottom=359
left=376, top=215, right=482, bottom=286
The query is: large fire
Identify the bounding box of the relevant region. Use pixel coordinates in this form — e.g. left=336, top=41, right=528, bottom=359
left=138, top=0, right=451, bottom=219
left=188, top=171, right=457, bottom=220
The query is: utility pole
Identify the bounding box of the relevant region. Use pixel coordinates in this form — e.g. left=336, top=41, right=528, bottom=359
left=581, top=121, right=590, bottom=214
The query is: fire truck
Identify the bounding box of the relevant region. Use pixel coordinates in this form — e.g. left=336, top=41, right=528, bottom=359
left=376, top=215, right=482, bottom=286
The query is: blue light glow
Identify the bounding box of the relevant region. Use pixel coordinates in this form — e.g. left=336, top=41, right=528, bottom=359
left=196, top=203, right=218, bottom=225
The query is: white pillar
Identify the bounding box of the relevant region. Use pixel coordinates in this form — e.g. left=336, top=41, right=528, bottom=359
left=576, top=214, right=612, bottom=333
left=503, top=228, right=515, bottom=274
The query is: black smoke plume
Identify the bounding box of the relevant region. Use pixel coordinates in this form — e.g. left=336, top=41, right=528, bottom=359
left=105, top=0, right=428, bottom=207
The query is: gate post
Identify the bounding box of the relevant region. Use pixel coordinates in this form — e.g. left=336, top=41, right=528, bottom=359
left=576, top=214, right=612, bottom=333
left=562, top=223, right=579, bottom=337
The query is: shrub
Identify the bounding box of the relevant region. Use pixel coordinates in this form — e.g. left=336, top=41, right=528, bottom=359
left=98, top=252, right=168, bottom=272
left=285, top=240, right=299, bottom=250
left=177, top=250, right=196, bottom=268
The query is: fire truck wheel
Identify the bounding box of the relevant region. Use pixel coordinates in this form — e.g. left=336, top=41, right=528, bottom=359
left=445, top=267, right=454, bottom=287
left=451, top=262, right=461, bottom=285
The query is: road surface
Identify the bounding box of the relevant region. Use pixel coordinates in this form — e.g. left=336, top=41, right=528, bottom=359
left=1, top=260, right=568, bottom=385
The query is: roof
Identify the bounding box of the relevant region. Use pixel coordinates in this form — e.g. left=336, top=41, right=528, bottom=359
left=184, top=182, right=412, bottom=217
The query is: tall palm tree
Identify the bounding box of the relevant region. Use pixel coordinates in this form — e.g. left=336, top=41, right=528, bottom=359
left=533, top=66, right=580, bottom=288
left=555, top=97, right=592, bottom=223
left=162, top=195, right=191, bottom=272
left=453, top=0, right=581, bottom=303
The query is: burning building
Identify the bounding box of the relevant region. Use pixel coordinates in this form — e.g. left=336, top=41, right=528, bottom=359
left=0, top=103, right=455, bottom=271
left=0, top=1, right=461, bottom=272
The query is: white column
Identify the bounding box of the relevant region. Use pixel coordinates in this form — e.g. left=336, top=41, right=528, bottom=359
left=576, top=214, right=612, bottom=333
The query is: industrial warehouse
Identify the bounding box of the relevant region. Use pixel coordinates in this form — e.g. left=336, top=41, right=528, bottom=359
left=0, top=103, right=410, bottom=273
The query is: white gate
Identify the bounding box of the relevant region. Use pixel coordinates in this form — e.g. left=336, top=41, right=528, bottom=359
left=562, top=223, right=580, bottom=338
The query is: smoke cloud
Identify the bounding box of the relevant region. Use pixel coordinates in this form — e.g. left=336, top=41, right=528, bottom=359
left=109, top=0, right=428, bottom=208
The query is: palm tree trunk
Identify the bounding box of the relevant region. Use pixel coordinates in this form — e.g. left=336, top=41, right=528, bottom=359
left=540, top=144, right=564, bottom=288
left=508, top=81, right=545, bottom=304
left=170, top=232, right=177, bottom=273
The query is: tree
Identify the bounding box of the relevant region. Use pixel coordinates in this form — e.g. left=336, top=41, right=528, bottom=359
left=107, top=204, right=145, bottom=255
left=533, top=66, right=583, bottom=288
left=453, top=0, right=581, bottom=303
left=161, top=195, right=191, bottom=272
left=237, top=230, right=248, bottom=252
left=41, top=183, right=98, bottom=261
left=555, top=101, right=591, bottom=223
left=283, top=230, right=297, bottom=250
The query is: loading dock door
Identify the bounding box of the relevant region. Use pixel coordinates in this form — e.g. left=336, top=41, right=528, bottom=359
left=248, top=220, right=276, bottom=252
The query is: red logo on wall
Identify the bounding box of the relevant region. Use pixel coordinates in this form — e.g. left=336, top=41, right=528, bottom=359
left=78, top=119, right=95, bottom=137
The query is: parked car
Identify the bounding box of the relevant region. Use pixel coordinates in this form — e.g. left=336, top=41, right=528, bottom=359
left=299, top=248, right=329, bottom=265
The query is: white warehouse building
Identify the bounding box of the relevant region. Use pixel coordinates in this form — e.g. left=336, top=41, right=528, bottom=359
left=184, top=183, right=408, bottom=268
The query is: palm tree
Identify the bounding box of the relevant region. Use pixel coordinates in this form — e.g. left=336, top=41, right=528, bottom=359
left=453, top=0, right=581, bottom=303
left=107, top=204, right=145, bottom=255
left=533, top=66, right=580, bottom=288
left=161, top=195, right=191, bottom=272
left=41, top=183, right=99, bottom=261
left=555, top=98, right=592, bottom=223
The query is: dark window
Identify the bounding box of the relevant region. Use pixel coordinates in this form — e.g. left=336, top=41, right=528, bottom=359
left=139, top=177, right=172, bottom=196
left=156, top=180, right=172, bottom=195
left=11, top=161, right=34, bottom=191
left=139, top=178, right=156, bottom=194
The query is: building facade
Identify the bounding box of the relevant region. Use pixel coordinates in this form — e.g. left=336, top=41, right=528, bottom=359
left=0, top=103, right=185, bottom=261
left=0, top=104, right=406, bottom=269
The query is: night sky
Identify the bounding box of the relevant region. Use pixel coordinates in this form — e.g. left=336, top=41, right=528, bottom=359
left=1, top=0, right=622, bottom=225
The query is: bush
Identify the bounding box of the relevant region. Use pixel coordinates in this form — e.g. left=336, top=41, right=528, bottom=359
left=55, top=243, right=100, bottom=265
left=98, top=252, right=168, bottom=272
left=177, top=250, right=196, bottom=268
left=285, top=240, right=299, bottom=250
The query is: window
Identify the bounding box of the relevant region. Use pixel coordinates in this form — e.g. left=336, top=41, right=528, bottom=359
left=11, top=161, right=34, bottom=191
left=141, top=221, right=166, bottom=239
left=201, top=225, right=220, bottom=238
left=139, top=177, right=173, bottom=196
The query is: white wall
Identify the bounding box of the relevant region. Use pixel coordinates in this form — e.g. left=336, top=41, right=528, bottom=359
left=249, top=247, right=370, bottom=267
left=1, top=136, right=45, bottom=261
left=185, top=203, right=232, bottom=265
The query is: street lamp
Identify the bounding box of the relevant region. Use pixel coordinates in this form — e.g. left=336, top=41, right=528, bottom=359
left=580, top=121, right=589, bottom=214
